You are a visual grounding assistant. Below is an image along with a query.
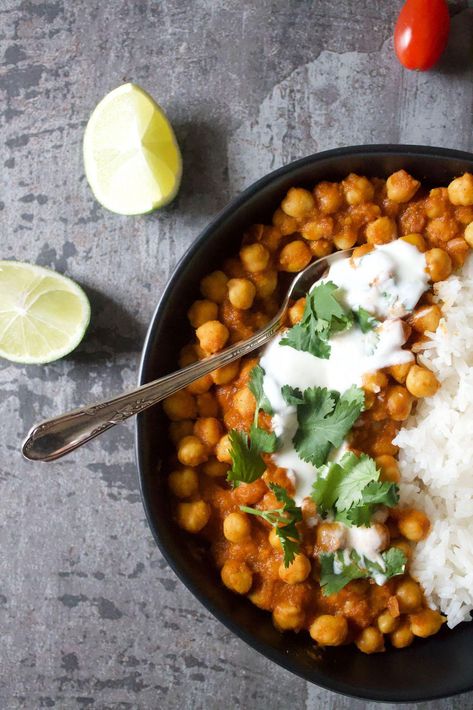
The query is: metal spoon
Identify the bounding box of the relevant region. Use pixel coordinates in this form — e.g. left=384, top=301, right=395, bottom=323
left=22, top=249, right=352, bottom=462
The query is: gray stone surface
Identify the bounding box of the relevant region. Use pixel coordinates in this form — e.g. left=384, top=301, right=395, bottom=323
left=1, top=0, right=473, bottom=707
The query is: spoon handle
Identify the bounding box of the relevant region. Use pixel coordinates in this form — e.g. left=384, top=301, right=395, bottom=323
left=22, top=316, right=283, bottom=462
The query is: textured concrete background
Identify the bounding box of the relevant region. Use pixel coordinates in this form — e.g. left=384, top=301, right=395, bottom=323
left=2, top=1, right=473, bottom=708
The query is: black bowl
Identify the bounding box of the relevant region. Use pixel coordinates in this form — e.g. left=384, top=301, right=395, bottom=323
left=136, top=145, right=473, bottom=702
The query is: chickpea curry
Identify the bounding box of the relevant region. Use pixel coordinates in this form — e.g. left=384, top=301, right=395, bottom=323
left=163, top=169, right=473, bottom=654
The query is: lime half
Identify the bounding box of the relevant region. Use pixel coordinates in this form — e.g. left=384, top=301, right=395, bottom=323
left=0, top=261, right=91, bottom=364
left=83, top=83, right=182, bottom=215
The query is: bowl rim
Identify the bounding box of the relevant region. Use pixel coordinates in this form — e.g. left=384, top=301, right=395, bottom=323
left=136, top=143, right=473, bottom=703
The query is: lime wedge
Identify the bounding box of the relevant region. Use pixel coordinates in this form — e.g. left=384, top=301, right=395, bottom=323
left=0, top=261, right=91, bottom=364
left=83, top=83, right=182, bottom=215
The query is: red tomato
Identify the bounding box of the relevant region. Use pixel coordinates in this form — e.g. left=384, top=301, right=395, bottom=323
left=394, top=0, right=450, bottom=71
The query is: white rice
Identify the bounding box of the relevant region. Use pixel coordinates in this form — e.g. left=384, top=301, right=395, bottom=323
left=394, top=253, right=473, bottom=628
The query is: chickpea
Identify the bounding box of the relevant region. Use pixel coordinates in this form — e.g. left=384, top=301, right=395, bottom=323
left=278, top=240, right=312, bottom=272
left=273, top=602, right=305, bottom=631
left=316, top=522, right=346, bottom=552
left=168, top=468, right=199, bottom=499
left=410, top=304, right=442, bottom=335
left=163, top=390, right=197, bottom=421
left=281, top=187, right=315, bottom=219
left=272, top=207, right=298, bottom=235
left=343, top=174, right=374, bottom=206
left=425, top=187, right=449, bottom=219
left=401, top=233, right=426, bottom=252
left=177, top=435, right=208, bottom=467
left=406, top=364, right=439, bottom=398
left=376, top=455, right=401, bottom=484
left=366, top=216, right=397, bottom=245
left=355, top=626, right=384, bottom=654
left=333, top=227, right=358, bottom=250
left=196, top=392, right=219, bottom=418
left=310, top=615, right=348, bottom=646
left=234, top=387, right=257, bottom=419
left=177, top=500, right=211, bottom=533
left=396, top=579, right=423, bottom=613
left=258, top=225, right=282, bottom=252
left=168, top=419, right=194, bottom=445
left=201, top=457, right=228, bottom=479
left=269, top=526, right=283, bottom=551
left=215, top=433, right=232, bottom=464
left=223, top=511, right=251, bottom=542
left=464, top=221, right=473, bottom=248
left=426, top=216, right=459, bottom=244
left=398, top=509, right=430, bottom=542
left=196, top=320, right=229, bottom=355
left=387, top=362, right=412, bottom=384
left=193, top=417, right=223, bottom=449
left=200, top=270, right=228, bottom=303
left=447, top=236, right=470, bottom=268
left=390, top=621, right=414, bottom=648
left=386, top=170, right=420, bottom=203
left=362, top=371, right=388, bottom=394
left=240, top=243, right=270, bottom=273
left=315, top=181, right=343, bottom=214
left=250, top=269, right=278, bottom=298
left=187, top=300, right=218, bottom=329
left=289, top=298, right=306, bottom=325
left=455, top=206, right=473, bottom=225
left=425, top=247, right=453, bottom=282
left=186, top=374, right=213, bottom=395
left=310, top=239, right=333, bottom=258
left=301, top=216, right=334, bottom=241
left=220, top=560, right=253, bottom=594
left=278, top=553, right=311, bottom=584
left=377, top=611, right=399, bottom=634
left=409, top=608, right=444, bottom=637
left=370, top=434, right=398, bottom=458
left=386, top=385, right=413, bottom=422
left=448, top=173, right=473, bottom=206
left=227, top=278, right=256, bottom=310
left=211, top=360, right=240, bottom=385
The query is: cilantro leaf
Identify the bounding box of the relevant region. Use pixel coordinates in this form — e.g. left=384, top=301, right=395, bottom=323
left=241, top=483, right=302, bottom=567
left=292, top=385, right=365, bottom=467
left=281, top=385, right=305, bottom=406
left=227, top=430, right=266, bottom=486
left=320, top=550, right=366, bottom=595
left=280, top=322, right=332, bottom=359
left=354, top=307, right=380, bottom=333
left=332, top=452, right=379, bottom=511
left=249, top=423, right=278, bottom=454
left=320, top=547, right=407, bottom=596
left=248, top=365, right=273, bottom=415
left=280, top=281, right=353, bottom=359
left=379, top=546, right=407, bottom=578
left=312, top=451, right=399, bottom=527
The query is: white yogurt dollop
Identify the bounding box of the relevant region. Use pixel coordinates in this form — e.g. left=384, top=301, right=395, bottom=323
left=260, top=240, right=428, bottom=506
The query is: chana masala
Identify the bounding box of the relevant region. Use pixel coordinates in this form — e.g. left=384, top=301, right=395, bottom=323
left=162, top=169, right=473, bottom=654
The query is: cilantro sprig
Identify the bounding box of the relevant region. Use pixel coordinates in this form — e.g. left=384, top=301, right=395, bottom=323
left=280, top=281, right=354, bottom=359
left=281, top=385, right=365, bottom=468
left=227, top=365, right=277, bottom=486
left=311, top=451, right=399, bottom=527
left=241, top=483, right=302, bottom=566
left=320, top=547, right=407, bottom=596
